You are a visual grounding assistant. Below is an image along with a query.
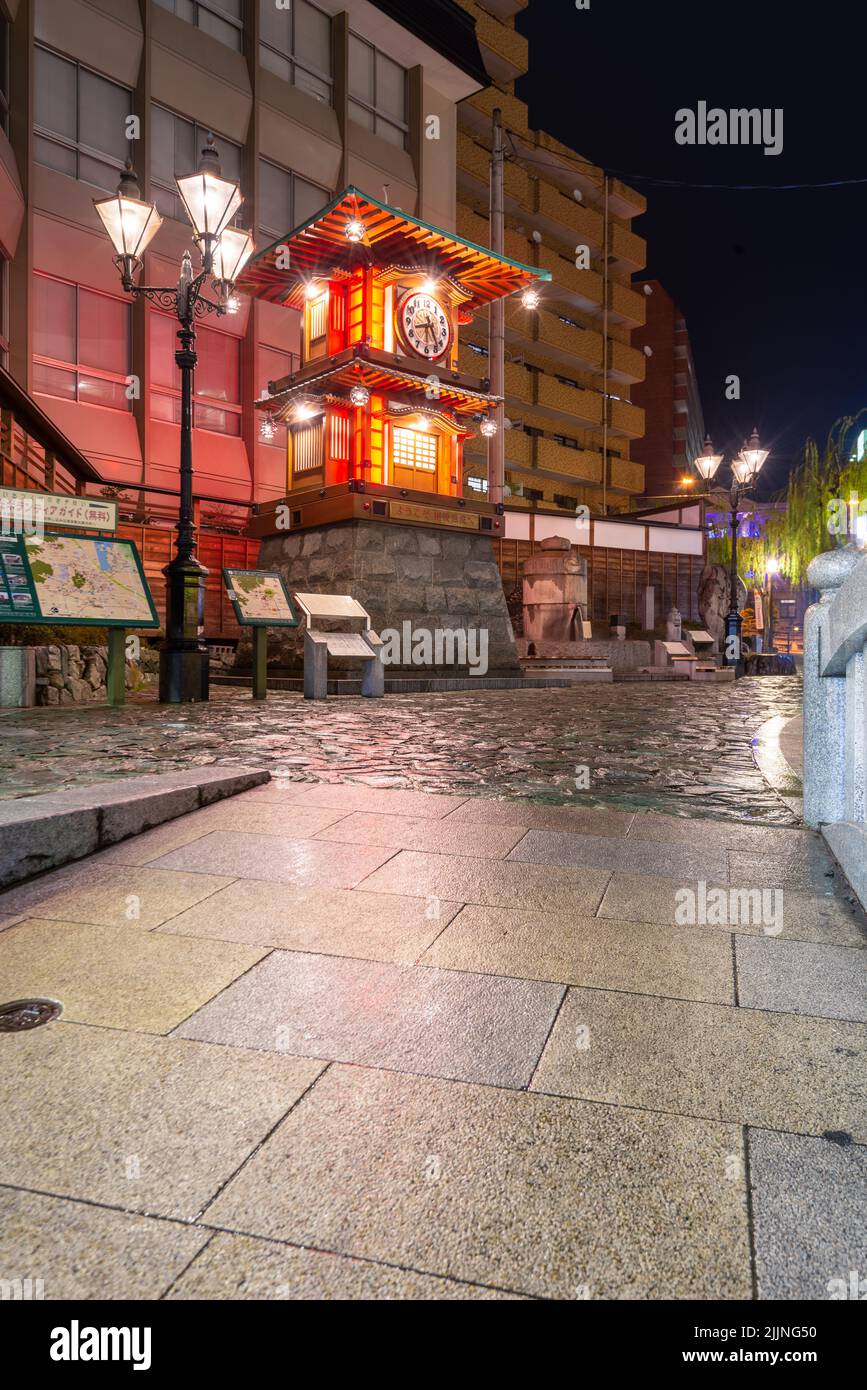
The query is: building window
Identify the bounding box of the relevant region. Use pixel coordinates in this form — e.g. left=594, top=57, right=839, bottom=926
left=553, top=493, right=578, bottom=509
left=524, top=487, right=543, bottom=502
left=392, top=426, right=436, bottom=472
left=32, top=274, right=131, bottom=410
left=34, top=47, right=133, bottom=192
left=153, top=0, right=243, bottom=53
left=467, top=476, right=488, bottom=495
left=349, top=34, right=407, bottom=148
left=552, top=434, right=578, bottom=449
left=466, top=342, right=488, bottom=358
left=151, top=106, right=242, bottom=223
left=149, top=312, right=241, bottom=435
left=292, top=418, right=324, bottom=473
left=258, top=345, right=293, bottom=448
left=257, top=160, right=330, bottom=242
left=259, top=0, right=332, bottom=104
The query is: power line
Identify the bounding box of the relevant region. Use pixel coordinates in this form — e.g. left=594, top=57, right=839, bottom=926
left=502, top=128, right=867, bottom=192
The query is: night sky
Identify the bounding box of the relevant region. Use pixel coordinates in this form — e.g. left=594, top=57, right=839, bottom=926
left=517, top=0, right=867, bottom=495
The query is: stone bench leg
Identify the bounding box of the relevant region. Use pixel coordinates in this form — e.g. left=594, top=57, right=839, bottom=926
left=361, top=652, right=384, bottom=698
left=303, top=633, right=328, bottom=700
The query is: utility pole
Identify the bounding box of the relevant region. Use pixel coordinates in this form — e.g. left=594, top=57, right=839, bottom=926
left=488, top=107, right=505, bottom=508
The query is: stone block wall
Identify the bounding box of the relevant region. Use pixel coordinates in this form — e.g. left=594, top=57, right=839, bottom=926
left=252, top=520, right=521, bottom=674
left=33, top=644, right=159, bottom=705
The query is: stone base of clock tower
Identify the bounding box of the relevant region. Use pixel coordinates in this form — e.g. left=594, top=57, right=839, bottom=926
left=238, top=518, right=521, bottom=677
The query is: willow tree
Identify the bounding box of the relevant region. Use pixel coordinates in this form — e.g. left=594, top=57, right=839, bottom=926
left=709, top=412, right=867, bottom=586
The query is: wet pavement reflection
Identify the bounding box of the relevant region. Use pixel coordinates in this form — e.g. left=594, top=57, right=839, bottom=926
left=0, top=677, right=802, bottom=825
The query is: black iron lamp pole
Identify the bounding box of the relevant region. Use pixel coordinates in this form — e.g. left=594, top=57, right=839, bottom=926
left=94, top=143, right=254, bottom=703
left=692, top=429, right=769, bottom=672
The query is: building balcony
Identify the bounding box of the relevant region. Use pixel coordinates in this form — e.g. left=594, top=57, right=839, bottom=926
left=608, top=280, right=646, bottom=328
left=473, top=0, right=528, bottom=19
left=459, top=83, right=529, bottom=142
left=607, top=396, right=645, bottom=439
left=608, top=177, right=647, bottom=220
left=609, top=457, right=645, bottom=494
left=463, top=1, right=528, bottom=82
left=519, top=307, right=603, bottom=374
left=610, top=221, right=645, bottom=271
left=536, top=437, right=603, bottom=484
left=537, top=244, right=603, bottom=315
left=533, top=179, right=604, bottom=252
left=457, top=131, right=531, bottom=216
left=464, top=422, right=532, bottom=468
left=607, top=338, right=646, bottom=385
left=534, top=373, right=602, bottom=427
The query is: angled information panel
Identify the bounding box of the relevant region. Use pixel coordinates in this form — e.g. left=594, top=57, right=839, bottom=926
left=0, top=532, right=159, bottom=627
left=223, top=569, right=299, bottom=627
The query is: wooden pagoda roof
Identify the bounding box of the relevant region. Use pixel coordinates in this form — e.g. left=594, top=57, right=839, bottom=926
left=237, top=187, right=550, bottom=311
left=258, top=345, right=501, bottom=419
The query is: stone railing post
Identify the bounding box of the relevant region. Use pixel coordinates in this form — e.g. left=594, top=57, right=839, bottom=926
left=802, top=546, right=864, bottom=827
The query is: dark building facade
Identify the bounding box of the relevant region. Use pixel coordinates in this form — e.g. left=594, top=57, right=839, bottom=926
left=630, top=279, right=705, bottom=498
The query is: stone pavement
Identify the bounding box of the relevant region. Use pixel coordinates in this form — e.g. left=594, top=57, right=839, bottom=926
left=0, top=678, right=803, bottom=823
left=0, top=779, right=864, bottom=1300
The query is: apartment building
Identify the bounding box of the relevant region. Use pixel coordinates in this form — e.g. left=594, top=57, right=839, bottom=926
left=0, top=0, right=486, bottom=516
left=455, top=0, right=647, bottom=515
left=631, top=278, right=706, bottom=498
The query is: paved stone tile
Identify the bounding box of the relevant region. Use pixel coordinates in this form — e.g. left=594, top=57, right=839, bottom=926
left=728, top=848, right=838, bottom=892
left=205, top=1064, right=752, bottom=1299
left=0, top=1025, right=324, bottom=1220
left=0, top=1188, right=209, bottom=1300
left=0, top=864, right=234, bottom=929
left=597, top=873, right=867, bottom=946
left=100, top=804, right=348, bottom=863
left=0, top=919, right=265, bottom=1032
left=265, top=785, right=468, bottom=818
left=629, top=813, right=822, bottom=856
left=531, top=988, right=867, bottom=1140
left=175, top=951, right=563, bottom=1089
left=443, top=799, right=635, bottom=837
left=168, top=1231, right=517, bottom=1300
left=148, top=832, right=395, bottom=888
left=507, top=829, right=728, bottom=882
left=749, top=1128, right=867, bottom=1300
left=313, top=811, right=524, bottom=859
left=735, top=937, right=867, bottom=1022
left=420, top=906, right=734, bottom=1004
left=356, top=850, right=611, bottom=913
left=159, top=880, right=460, bottom=965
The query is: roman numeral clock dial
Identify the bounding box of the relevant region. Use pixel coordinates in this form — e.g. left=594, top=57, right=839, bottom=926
left=396, top=290, right=452, bottom=360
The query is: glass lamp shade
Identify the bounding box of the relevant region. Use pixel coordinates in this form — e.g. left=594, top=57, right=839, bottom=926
left=94, top=187, right=162, bottom=260
left=738, top=429, right=769, bottom=480
left=693, top=435, right=722, bottom=482
left=176, top=168, right=242, bottom=242
left=731, top=453, right=758, bottom=486
left=211, top=226, right=255, bottom=285
left=480, top=417, right=498, bottom=438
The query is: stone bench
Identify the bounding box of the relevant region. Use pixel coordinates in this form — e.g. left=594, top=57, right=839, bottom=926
left=293, top=592, right=384, bottom=700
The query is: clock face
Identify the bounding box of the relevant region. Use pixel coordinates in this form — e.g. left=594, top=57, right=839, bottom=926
left=396, top=290, right=452, bottom=360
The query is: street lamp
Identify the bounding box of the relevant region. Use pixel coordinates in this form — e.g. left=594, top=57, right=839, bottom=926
left=94, top=140, right=254, bottom=703
left=692, top=428, right=769, bottom=668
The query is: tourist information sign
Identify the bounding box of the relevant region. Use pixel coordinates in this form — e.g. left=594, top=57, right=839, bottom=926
left=0, top=536, right=40, bottom=620
left=223, top=569, right=299, bottom=627
left=0, top=488, right=118, bottom=533
left=222, top=569, right=299, bottom=701
left=20, top=533, right=159, bottom=628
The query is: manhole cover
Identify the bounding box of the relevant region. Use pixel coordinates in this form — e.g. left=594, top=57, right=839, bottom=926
left=0, top=999, right=63, bottom=1032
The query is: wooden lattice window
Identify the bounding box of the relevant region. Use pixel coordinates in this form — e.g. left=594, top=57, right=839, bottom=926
left=392, top=426, right=436, bottom=472
left=293, top=418, right=324, bottom=473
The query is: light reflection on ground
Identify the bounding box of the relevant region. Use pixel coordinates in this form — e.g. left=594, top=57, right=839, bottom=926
left=0, top=676, right=803, bottom=825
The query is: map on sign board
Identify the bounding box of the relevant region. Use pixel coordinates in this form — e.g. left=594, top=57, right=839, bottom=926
left=223, top=569, right=299, bottom=627
left=21, top=532, right=159, bottom=628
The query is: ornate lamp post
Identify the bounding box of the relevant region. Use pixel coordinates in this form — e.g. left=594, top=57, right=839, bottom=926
left=94, top=140, right=254, bottom=702
left=693, top=428, right=769, bottom=668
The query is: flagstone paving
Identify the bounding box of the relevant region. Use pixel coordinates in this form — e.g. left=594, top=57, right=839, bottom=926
left=0, top=773, right=864, bottom=1301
